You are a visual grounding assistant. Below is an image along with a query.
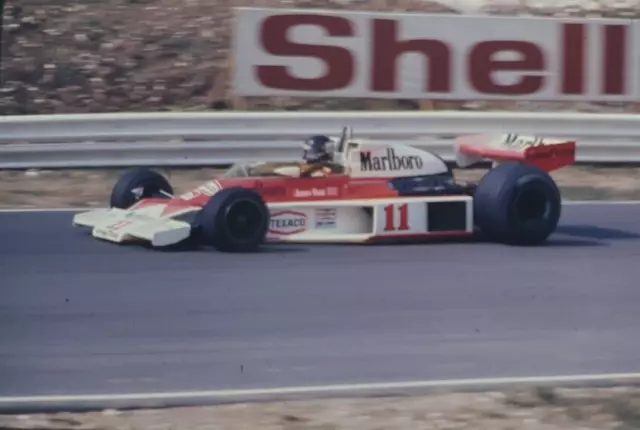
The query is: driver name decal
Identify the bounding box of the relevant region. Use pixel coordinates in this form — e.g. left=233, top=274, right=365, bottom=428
left=269, top=210, right=308, bottom=235
left=294, top=187, right=338, bottom=198
left=360, top=148, right=424, bottom=171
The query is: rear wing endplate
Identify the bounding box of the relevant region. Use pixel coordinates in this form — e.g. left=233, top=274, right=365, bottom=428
left=454, top=133, right=576, bottom=172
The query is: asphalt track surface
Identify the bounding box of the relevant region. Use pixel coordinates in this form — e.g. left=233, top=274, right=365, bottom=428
left=1, top=203, right=640, bottom=398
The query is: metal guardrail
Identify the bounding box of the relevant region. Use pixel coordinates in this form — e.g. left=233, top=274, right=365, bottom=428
left=1, top=111, right=640, bottom=168
left=1, top=139, right=639, bottom=169
left=3, top=111, right=640, bottom=142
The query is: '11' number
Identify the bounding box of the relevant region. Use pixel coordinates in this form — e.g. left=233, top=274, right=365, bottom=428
left=383, top=203, right=409, bottom=231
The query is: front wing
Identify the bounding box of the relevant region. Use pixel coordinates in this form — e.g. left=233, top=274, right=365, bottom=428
left=73, top=207, right=192, bottom=247
left=72, top=195, right=474, bottom=248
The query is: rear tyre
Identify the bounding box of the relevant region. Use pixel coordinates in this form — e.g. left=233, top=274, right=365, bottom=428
left=473, top=162, right=561, bottom=245
left=110, top=168, right=174, bottom=209
left=197, top=187, right=269, bottom=253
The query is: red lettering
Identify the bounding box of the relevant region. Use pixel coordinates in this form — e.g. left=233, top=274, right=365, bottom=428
left=383, top=204, right=394, bottom=232
left=383, top=203, right=409, bottom=232
left=561, top=23, right=585, bottom=95
left=108, top=220, right=132, bottom=230
left=252, top=14, right=633, bottom=99
left=469, top=41, right=544, bottom=95
left=371, top=19, right=450, bottom=93
left=257, top=14, right=355, bottom=91
left=603, top=24, right=626, bottom=95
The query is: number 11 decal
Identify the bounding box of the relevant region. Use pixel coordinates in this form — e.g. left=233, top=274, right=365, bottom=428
left=383, top=203, right=410, bottom=232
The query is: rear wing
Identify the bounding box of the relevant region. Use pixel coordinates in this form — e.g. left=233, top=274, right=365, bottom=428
left=454, top=133, right=576, bottom=172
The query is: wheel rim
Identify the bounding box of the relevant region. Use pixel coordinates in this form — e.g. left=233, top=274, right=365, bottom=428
left=514, top=187, right=550, bottom=222
left=223, top=199, right=265, bottom=242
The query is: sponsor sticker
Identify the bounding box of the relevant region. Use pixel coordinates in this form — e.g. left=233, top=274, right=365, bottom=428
left=315, top=208, right=337, bottom=229
left=180, top=181, right=221, bottom=200
left=269, top=210, right=308, bottom=235
left=293, top=187, right=339, bottom=198
left=235, top=9, right=636, bottom=101
left=107, top=220, right=133, bottom=230
left=501, top=134, right=546, bottom=148
left=360, top=148, right=424, bottom=171
left=94, top=228, right=119, bottom=240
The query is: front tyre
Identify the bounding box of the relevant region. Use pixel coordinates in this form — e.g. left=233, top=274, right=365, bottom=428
left=198, top=187, right=269, bottom=253
left=110, top=168, right=174, bottom=209
left=473, top=162, right=561, bottom=246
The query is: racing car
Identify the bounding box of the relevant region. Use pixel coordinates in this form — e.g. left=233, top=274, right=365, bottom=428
left=72, top=127, right=576, bottom=252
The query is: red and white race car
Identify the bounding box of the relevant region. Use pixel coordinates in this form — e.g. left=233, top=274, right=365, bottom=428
left=72, top=127, right=576, bottom=252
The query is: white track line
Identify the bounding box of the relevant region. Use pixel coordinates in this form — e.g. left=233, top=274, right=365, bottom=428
left=1, top=200, right=640, bottom=213
left=564, top=200, right=640, bottom=205
left=2, top=372, right=640, bottom=404
left=0, top=207, right=96, bottom=213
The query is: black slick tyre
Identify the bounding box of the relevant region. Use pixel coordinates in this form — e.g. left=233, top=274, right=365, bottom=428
left=110, top=168, right=174, bottom=209
left=473, top=162, right=561, bottom=246
left=198, top=187, right=269, bottom=253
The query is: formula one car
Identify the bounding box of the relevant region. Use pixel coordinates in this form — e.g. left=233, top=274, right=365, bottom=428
left=72, top=127, right=576, bottom=252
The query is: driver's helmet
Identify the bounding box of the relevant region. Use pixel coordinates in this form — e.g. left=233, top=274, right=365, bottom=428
left=302, top=135, right=333, bottom=164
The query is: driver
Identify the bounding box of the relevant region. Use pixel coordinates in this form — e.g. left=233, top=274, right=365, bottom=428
left=300, top=135, right=343, bottom=177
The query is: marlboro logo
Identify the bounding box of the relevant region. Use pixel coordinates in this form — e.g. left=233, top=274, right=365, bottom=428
left=360, top=148, right=424, bottom=171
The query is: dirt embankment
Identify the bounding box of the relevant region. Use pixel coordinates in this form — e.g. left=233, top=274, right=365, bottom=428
left=1, top=386, right=640, bottom=430
left=3, top=0, right=640, bottom=115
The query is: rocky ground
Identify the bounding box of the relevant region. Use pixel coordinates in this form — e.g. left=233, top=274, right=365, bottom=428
left=2, top=386, right=640, bottom=430
left=0, top=165, right=639, bottom=209
left=3, top=0, right=640, bottom=115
